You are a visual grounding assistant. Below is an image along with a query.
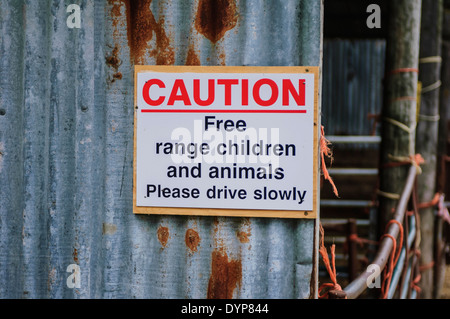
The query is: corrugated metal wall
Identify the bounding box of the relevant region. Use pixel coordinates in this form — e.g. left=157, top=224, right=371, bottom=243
left=0, top=0, right=322, bottom=298
left=322, top=39, right=386, bottom=137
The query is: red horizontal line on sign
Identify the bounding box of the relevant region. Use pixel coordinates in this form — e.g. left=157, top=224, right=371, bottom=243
left=140, top=109, right=307, bottom=113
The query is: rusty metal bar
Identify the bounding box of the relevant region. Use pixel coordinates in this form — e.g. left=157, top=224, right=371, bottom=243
left=409, top=250, right=421, bottom=299
left=398, top=211, right=412, bottom=298
left=388, top=214, right=417, bottom=298
left=400, top=259, right=414, bottom=299
left=398, top=215, right=415, bottom=298
left=343, top=165, right=417, bottom=299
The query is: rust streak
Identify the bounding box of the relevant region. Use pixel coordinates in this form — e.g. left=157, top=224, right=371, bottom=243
left=236, top=231, right=250, bottom=243
left=110, top=0, right=127, bottom=33
left=109, top=0, right=175, bottom=65
left=185, top=44, right=201, bottom=66
left=129, top=0, right=154, bottom=64
left=218, top=51, right=226, bottom=66
left=72, top=248, right=79, bottom=263
left=113, top=72, right=123, bottom=80
left=152, top=16, right=175, bottom=65
left=237, top=218, right=251, bottom=243
left=185, top=228, right=201, bottom=252
left=157, top=226, right=170, bottom=248
left=105, top=45, right=123, bottom=83
left=207, top=248, right=242, bottom=299
left=195, top=0, right=238, bottom=44
left=105, top=45, right=121, bottom=69
left=47, top=268, right=56, bottom=292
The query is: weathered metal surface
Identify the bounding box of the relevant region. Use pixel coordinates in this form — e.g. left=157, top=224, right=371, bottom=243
left=322, top=39, right=386, bottom=139
left=0, top=0, right=322, bottom=298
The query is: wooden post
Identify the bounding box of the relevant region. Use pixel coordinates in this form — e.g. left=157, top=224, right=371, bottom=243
left=378, top=1, right=422, bottom=236
left=436, top=1, right=450, bottom=194
left=416, top=0, right=443, bottom=299
left=434, top=0, right=450, bottom=299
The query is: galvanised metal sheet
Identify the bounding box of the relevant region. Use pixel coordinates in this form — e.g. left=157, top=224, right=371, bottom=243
left=0, top=0, right=321, bottom=298
left=322, top=39, right=386, bottom=139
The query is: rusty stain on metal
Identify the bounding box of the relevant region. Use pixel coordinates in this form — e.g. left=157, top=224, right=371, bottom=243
left=207, top=248, right=242, bottom=299
left=185, top=228, right=200, bottom=252
left=151, top=15, right=175, bottom=65
left=113, top=72, right=123, bottom=80
left=185, top=44, right=201, bottom=66
left=109, top=0, right=174, bottom=65
left=110, top=0, right=129, bottom=29
left=236, top=230, right=250, bottom=243
left=236, top=218, right=251, bottom=244
left=72, top=248, right=79, bottom=263
left=106, top=45, right=123, bottom=83
left=212, top=217, right=224, bottom=248
left=218, top=52, right=226, bottom=66
left=106, top=45, right=121, bottom=69
left=47, top=268, right=57, bottom=292
left=195, top=0, right=238, bottom=43
left=126, top=0, right=154, bottom=63
left=157, top=226, right=170, bottom=248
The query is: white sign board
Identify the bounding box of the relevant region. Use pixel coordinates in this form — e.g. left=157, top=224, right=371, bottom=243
left=133, top=66, right=319, bottom=218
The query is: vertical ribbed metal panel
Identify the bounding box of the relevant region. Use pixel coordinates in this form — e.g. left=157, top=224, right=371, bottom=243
left=322, top=39, right=386, bottom=137
left=0, top=0, right=321, bottom=298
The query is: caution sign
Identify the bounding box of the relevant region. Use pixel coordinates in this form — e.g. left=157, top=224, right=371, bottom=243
left=133, top=66, right=319, bottom=218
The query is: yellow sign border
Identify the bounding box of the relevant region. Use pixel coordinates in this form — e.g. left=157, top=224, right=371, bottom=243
left=133, top=65, right=319, bottom=219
